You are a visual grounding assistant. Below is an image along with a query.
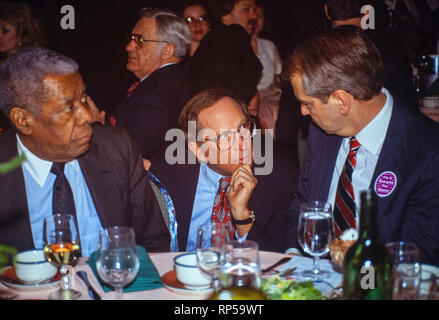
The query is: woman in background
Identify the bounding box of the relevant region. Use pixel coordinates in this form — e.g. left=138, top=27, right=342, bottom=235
left=180, top=1, right=210, bottom=57
left=0, top=2, right=46, bottom=135
left=250, top=3, right=282, bottom=135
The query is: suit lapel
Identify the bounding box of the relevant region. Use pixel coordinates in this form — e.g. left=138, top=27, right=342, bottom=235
left=77, top=139, right=113, bottom=228
left=313, top=134, right=342, bottom=201
left=0, top=131, right=35, bottom=249
left=175, top=163, right=200, bottom=250
left=370, top=104, right=409, bottom=217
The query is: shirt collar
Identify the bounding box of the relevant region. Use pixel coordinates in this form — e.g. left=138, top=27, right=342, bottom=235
left=140, top=62, right=177, bottom=82
left=200, top=163, right=226, bottom=191
left=354, top=87, right=393, bottom=156
left=16, top=134, right=79, bottom=187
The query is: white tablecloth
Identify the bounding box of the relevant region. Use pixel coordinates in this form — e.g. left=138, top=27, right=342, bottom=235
left=1, top=251, right=302, bottom=300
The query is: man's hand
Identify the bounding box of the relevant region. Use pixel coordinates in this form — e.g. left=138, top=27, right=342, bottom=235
left=86, top=96, right=106, bottom=125
left=227, top=164, right=257, bottom=237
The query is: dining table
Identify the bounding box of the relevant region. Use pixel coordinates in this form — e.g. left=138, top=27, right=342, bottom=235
left=0, top=250, right=303, bottom=300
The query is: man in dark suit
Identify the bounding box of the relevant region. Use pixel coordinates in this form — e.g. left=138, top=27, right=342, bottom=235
left=150, top=88, right=298, bottom=252
left=112, top=7, right=192, bottom=159
left=188, top=0, right=262, bottom=105
left=285, top=26, right=439, bottom=265
left=0, top=47, right=170, bottom=256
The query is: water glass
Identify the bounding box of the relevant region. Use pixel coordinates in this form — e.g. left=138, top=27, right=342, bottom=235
left=96, top=226, right=140, bottom=300
left=196, top=222, right=230, bottom=291
left=418, top=269, right=439, bottom=300
left=297, top=201, right=334, bottom=280
left=221, top=240, right=261, bottom=290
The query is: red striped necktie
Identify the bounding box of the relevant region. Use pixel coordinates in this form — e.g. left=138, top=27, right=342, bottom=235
left=333, top=137, right=361, bottom=236
left=211, top=177, right=235, bottom=240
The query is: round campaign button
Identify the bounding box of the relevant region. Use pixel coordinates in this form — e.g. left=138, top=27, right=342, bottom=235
left=374, top=171, right=397, bottom=198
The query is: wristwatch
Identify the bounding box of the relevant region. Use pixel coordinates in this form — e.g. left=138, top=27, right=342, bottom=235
left=232, top=210, right=255, bottom=225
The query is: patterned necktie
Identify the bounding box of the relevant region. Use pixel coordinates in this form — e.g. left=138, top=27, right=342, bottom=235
left=333, top=137, right=361, bottom=236
left=211, top=177, right=235, bottom=240
left=126, top=80, right=140, bottom=98
left=51, top=162, right=76, bottom=217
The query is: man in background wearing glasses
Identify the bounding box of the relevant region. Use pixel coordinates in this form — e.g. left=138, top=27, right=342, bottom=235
left=111, top=8, right=192, bottom=160
left=149, top=88, right=298, bottom=253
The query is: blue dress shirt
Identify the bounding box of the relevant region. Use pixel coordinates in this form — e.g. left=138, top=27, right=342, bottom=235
left=186, top=163, right=247, bottom=251
left=17, top=135, right=102, bottom=257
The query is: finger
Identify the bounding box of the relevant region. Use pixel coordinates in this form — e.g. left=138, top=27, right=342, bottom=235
left=230, top=173, right=256, bottom=192
left=231, top=166, right=256, bottom=188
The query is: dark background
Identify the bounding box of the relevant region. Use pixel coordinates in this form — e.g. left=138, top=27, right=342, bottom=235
left=5, top=0, right=437, bottom=115
left=7, top=0, right=327, bottom=114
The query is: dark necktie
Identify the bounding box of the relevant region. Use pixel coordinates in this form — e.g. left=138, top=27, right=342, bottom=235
left=51, top=162, right=76, bottom=217
left=211, top=177, right=235, bottom=241
left=333, top=137, right=361, bottom=236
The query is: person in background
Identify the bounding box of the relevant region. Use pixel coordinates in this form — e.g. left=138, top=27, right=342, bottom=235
left=180, top=0, right=210, bottom=57
left=0, top=47, right=170, bottom=255
left=0, top=2, right=46, bottom=136
left=285, top=26, right=439, bottom=265
left=188, top=0, right=262, bottom=105
left=250, top=1, right=283, bottom=134
left=324, top=0, right=417, bottom=107
left=111, top=7, right=192, bottom=160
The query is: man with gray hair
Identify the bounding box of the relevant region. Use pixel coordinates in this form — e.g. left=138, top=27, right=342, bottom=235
left=0, top=46, right=170, bottom=256
left=111, top=7, right=192, bottom=159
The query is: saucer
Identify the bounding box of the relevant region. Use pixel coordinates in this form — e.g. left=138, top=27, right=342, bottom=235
left=161, top=270, right=213, bottom=295
left=1, top=266, right=61, bottom=291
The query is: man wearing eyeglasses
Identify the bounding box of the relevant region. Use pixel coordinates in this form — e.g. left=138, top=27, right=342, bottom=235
left=111, top=8, right=192, bottom=159
left=149, top=88, right=298, bottom=252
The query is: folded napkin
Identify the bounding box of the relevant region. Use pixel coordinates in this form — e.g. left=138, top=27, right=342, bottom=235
left=86, top=245, right=163, bottom=293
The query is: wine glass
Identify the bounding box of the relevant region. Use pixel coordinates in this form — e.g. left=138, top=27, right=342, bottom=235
left=96, top=226, right=140, bottom=300
left=297, top=201, right=334, bottom=280
left=195, top=222, right=230, bottom=291
left=43, top=214, right=81, bottom=300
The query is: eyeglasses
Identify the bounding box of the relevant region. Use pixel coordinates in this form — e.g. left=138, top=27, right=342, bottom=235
left=203, top=120, right=256, bottom=151
left=127, top=33, right=167, bottom=48
left=185, top=15, right=208, bottom=24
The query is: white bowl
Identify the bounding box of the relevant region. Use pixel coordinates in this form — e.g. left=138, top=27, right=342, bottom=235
left=13, top=249, right=58, bottom=284
left=173, top=253, right=211, bottom=289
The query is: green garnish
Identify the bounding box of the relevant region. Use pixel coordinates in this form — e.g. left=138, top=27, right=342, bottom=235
left=262, top=276, right=324, bottom=300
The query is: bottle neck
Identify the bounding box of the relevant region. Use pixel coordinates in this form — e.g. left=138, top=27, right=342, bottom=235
left=358, top=191, right=380, bottom=241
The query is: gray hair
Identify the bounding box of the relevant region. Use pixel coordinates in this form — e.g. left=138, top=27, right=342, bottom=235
left=0, top=46, right=78, bottom=116
left=138, top=7, right=191, bottom=58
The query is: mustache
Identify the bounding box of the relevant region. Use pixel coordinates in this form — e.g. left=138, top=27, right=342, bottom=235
left=248, top=19, right=257, bottom=26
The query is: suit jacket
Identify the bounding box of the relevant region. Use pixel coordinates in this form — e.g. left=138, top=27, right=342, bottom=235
left=150, top=149, right=298, bottom=252
left=286, top=99, right=439, bottom=266
left=188, top=24, right=262, bottom=105
left=0, top=125, right=170, bottom=253
left=113, top=63, right=191, bottom=159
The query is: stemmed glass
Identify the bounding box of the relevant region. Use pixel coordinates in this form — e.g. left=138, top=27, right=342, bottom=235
left=96, top=226, right=140, bottom=300
left=195, top=222, right=230, bottom=291
left=43, top=214, right=82, bottom=300
left=297, top=201, right=334, bottom=280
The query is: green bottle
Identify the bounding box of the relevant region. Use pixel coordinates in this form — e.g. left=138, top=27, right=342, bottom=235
left=342, top=190, right=393, bottom=300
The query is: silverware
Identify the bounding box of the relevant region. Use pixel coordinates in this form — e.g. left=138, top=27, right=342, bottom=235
left=277, top=267, right=297, bottom=277
left=76, top=271, right=101, bottom=300
left=262, top=257, right=292, bottom=274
